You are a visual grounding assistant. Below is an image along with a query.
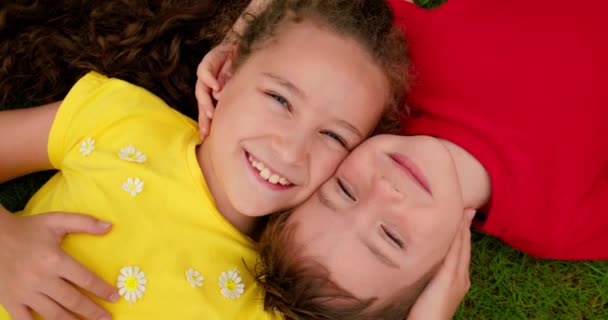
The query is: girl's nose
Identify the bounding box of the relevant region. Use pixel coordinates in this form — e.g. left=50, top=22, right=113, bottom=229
left=273, top=131, right=307, bottom=164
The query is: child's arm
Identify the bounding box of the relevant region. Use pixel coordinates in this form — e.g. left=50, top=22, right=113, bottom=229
left=195, top=0, right=270, bottom=138
left=0, top=101, right=59, bottom=182
left=0, top=102, right=118, bottom=320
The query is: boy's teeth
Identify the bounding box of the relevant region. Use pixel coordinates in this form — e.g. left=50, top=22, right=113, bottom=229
left=248, top=154, right=291, bottom=185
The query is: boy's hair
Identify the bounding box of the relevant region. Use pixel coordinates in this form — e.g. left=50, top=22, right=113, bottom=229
left=232, top=0, right=410, bottom=134
left=256, top=213, right=437, bottom=320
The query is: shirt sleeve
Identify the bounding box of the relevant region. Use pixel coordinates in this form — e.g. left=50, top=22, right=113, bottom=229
left=47, top=72, right=111, bottom=168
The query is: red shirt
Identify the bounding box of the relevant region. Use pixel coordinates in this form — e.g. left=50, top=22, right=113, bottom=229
left=388, top=0, right=608, bottom=259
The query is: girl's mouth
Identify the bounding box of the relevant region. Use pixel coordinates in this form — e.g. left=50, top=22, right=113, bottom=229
left=245, top=151, right=294, bottom=191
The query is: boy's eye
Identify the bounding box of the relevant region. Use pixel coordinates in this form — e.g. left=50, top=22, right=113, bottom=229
left=266, top=92, right=292, bottom=111
left=382, top=225, right=404, bottom=249
left=337, top=178, right=356, bottom=201
left=321, top=130, right=348, bottom=149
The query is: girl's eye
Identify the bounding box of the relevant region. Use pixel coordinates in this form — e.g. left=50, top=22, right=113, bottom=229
left=337, top=178, right=356, bottom=201
left=321, top=130, right=348, bottom=149
left=382, top=225, right=404, bottom=249
left=267, top=92, right=291, bottom=111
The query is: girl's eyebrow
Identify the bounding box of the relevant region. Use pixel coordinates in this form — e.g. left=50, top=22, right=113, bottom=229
left=335, top=119, right=363, bottom=139
left=262, top=72, right=307, bottom=100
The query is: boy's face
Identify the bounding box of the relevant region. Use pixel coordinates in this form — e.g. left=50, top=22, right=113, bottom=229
left=204, top=20, right=388, bottom=217
left=288, top=135, right=465, bottom=304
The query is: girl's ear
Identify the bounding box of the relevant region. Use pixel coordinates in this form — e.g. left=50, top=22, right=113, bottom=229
left=212, top=58, right=234, bottom=101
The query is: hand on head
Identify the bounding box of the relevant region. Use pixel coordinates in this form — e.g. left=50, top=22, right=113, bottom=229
left=195, top=42, right=236, bottom=139
left=407, top=210, right=475, bottom=320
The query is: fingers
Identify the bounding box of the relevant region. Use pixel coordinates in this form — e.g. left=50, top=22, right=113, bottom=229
left=217, top=56, right=233, bottom=89
left=197, top=67, right=220, bottom=94
left=458, top=212, right=474, bottom=277
left=48, top=278, right=111, bottom=320
left=32, top=293, right=79, bottom=320
left=3, top=304, right=34, bottom=320
left=43, top=212, right=112, bottom=239
left=198, top=112, right=212, bottom=139
left=59, top=253, right=119, bottom=303
left=195, top=61, right=220, bottom=139
left=195, top=72, right=218, bottom=117
left=195, top=77, right=215, bottom=138
left=441, top=218, right=466, bottom=271
left=196, top=46, right=227, bottom=80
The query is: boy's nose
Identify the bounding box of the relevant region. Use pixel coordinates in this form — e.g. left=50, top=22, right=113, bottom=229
left=372, top=175, right=407, bottom=202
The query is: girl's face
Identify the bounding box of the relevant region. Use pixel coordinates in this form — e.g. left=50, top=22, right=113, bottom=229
left=202, top=20, right=389, bottom=218
left=288, top=134, right=465, bottom=304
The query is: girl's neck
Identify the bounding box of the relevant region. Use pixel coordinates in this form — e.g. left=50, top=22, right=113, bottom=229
left=196, top=143, right=260, bottom=237
left=438, top=138, right=492, bottom=211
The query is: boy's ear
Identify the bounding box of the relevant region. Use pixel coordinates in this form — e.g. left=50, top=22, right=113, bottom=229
left=212, top=58, right=234, bottom=101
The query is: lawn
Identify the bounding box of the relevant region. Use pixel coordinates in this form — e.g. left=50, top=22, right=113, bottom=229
left=2, top=0, right=607, bottom=319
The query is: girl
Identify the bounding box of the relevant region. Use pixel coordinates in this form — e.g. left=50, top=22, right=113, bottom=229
left=196, top=0, right=608, bottom=318
left=0, top=1, right=408, bottom=319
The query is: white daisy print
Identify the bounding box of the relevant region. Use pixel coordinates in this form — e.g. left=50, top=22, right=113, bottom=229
left=219, top=268, right=245, bottom=299
left=117, top=266, right=147, bottom=304
left=186, top=268, right=204, bottom=288
left=79, top=137, right=96, bottom=156
left=122, top=177, right=144, bottom=197
left=118, top=145, right=147, bottom=163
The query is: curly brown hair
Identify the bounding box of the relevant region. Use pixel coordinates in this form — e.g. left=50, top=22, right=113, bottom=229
left=0, top=0, right=249, bottom=211
left=0, top=0, right=249, bottom=117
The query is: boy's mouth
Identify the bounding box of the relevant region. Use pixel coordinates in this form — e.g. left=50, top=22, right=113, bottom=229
left=245, top=151, right=294, bottom=188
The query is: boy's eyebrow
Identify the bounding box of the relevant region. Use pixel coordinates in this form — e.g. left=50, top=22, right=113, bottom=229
left=363, top=238, right=399, bottom=269
left=318, top=188, right=338, bottom=211
left=262, top=72, right=307, bottom=100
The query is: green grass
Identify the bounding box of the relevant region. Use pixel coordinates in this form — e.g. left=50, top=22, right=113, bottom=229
left=457, top=232, right=608, bottom=319
left=414, top=0, right=447, bottom=10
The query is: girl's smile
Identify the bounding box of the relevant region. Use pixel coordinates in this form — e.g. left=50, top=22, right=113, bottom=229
left=245, top=150, right=295, bottom=191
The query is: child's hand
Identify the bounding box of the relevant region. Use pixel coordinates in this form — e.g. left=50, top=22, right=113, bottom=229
left=406, top=210, right=475, bottom=320
left=195, top=42, right=236, bottom=139
left=0, top=212, right=118, bottom=320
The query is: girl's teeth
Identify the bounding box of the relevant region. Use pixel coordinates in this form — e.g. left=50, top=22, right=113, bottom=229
left=269, top=174, right=280, bottom=184
left=260, top=168, right=271, bottom=180
left=248, top=154, right=291, bottom=185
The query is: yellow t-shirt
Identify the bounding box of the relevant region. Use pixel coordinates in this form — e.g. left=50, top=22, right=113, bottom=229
left=0, top=72, right=278, bottom=320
